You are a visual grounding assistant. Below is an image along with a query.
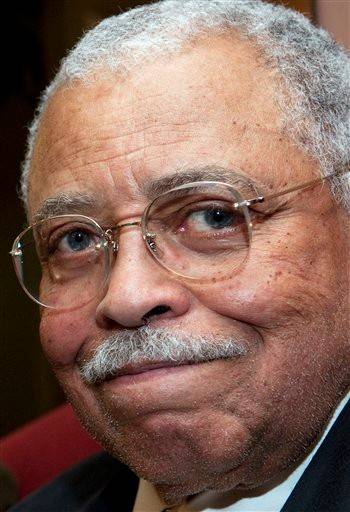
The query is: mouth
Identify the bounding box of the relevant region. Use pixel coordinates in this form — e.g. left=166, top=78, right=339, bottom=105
left=101, top=360, right=208, bottom=385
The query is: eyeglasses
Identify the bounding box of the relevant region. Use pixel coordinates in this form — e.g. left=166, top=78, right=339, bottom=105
left=10, top=169, right=349, bottom=309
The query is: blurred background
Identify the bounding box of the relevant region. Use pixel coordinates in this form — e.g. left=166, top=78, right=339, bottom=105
left=1, top=0, right=349, bottom=438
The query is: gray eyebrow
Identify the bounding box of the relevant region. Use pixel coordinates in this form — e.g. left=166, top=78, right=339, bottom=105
left=33, top=193, right=99, bottom=222
left=142, top=165, right=261, bottom=199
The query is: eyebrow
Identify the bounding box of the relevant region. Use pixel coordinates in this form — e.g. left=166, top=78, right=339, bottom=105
left=33, top=193, right=100, bottom=222
left=142, top=165, right=262, bottom=199
left=33, top=165, right=263, bottom=222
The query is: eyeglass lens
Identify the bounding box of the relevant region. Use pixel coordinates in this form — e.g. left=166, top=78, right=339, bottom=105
left=13, top=216, right=109, bottom=309
left=145, top=182, right=251, bottom=279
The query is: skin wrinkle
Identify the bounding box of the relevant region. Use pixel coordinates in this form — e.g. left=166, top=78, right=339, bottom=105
left=50, top=125, right=196, bottom=169
left=31, top=125, right=205, bottom=218
left=40, top=83, right=207, bottom=165
left=28, top=36, right=350, bottom=507
left=33, top=166, right=264, bottom=222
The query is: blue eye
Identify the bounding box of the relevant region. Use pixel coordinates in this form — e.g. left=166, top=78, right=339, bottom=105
left=65, top=230, right=93, bottom=252
left=203, top=208, right=235, bottom=229
left=182, top=206, right=238, bottom=233
left=45, top=222, right=101, bottom=258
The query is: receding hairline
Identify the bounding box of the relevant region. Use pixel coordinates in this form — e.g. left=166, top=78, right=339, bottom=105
left=66, top=28, right=271, bottom=83
left=35, top=30, right=276, bottom=110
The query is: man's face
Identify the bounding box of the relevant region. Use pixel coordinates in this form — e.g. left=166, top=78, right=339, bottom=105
left=29, top=37, right=349, bottom=502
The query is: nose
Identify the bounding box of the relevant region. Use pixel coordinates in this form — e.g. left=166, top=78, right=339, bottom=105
left=95, top=228, right=191, bottom=329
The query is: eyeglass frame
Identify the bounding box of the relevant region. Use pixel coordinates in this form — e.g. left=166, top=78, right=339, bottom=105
left=10, top=167, right=349, bottom=308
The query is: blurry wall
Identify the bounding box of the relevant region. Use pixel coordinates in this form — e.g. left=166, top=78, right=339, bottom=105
left=316, top=0, right=350, bottom=50
left=1, top=0, right=339, bottom=437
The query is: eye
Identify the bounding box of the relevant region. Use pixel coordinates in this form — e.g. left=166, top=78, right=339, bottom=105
left=34, top=217, right=105, bottom=274
left=186, top=206, right=237, bottom=232
left=60, top=229, right=94, bottom=252
left=145, top=187, right=252, bottom=262
left=46, top=225, right=100, bottom=256
left=175, top=202, right=244, bottom=235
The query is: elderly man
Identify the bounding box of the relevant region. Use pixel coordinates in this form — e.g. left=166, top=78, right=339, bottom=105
left=9, top=0, right=349, bottom=511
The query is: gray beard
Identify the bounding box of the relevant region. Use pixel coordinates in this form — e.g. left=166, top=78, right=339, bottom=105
left=79, top=326, right=247, bottom=384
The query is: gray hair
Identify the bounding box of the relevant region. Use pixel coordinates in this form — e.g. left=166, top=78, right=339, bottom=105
left=21, top=0, right=350, bottom=211
left=79, top=326, right=247, bottom=385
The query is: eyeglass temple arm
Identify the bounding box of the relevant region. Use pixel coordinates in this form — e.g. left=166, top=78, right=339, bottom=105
left=236, top=168, right=349, bottom=208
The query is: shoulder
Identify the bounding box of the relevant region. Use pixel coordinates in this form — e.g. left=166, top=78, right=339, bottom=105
left=9, top=452, right=139, bottom=512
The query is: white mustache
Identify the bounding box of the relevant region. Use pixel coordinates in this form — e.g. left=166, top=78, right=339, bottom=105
left=79, top=326, right=248, bottom=384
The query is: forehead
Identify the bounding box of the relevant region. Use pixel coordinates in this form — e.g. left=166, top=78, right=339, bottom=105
left=28, top=36, right=315, bottom=220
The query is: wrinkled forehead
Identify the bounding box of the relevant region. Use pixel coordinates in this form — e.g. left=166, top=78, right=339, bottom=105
left=27, top=36, right=316, bottom=221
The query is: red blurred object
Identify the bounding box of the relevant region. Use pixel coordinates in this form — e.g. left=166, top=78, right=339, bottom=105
left=0, top=404, right=101, bottom=499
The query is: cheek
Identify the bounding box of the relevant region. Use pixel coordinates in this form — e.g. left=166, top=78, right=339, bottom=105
left=190, top=255, right=298, bottom=326
left=191, top=229, right=337, bottom=327
left=40, top=307, right=94, bottom=366
left=192, top=276, right=287, bottom=327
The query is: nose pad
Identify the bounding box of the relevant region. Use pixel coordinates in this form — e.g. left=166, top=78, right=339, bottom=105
left=112, top=238, right=118, bottom=254
left=104, top=229, right=118, bottom=253
left=145, top=232, right=157, bottom=253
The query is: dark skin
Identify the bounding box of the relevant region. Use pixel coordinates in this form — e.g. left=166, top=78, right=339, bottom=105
left=28, top=37, right=350, bottom=505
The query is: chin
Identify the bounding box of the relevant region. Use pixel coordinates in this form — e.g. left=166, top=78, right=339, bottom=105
left=88, top=408, right=254, bottom=494
left=64, top=376, right=260, bottom=494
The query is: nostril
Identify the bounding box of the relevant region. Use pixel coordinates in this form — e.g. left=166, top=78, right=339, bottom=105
left=142, top=305, right=171, bottom=323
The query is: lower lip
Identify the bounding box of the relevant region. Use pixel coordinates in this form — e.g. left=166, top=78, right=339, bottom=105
left=103, top=362, right=203, bottom=386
